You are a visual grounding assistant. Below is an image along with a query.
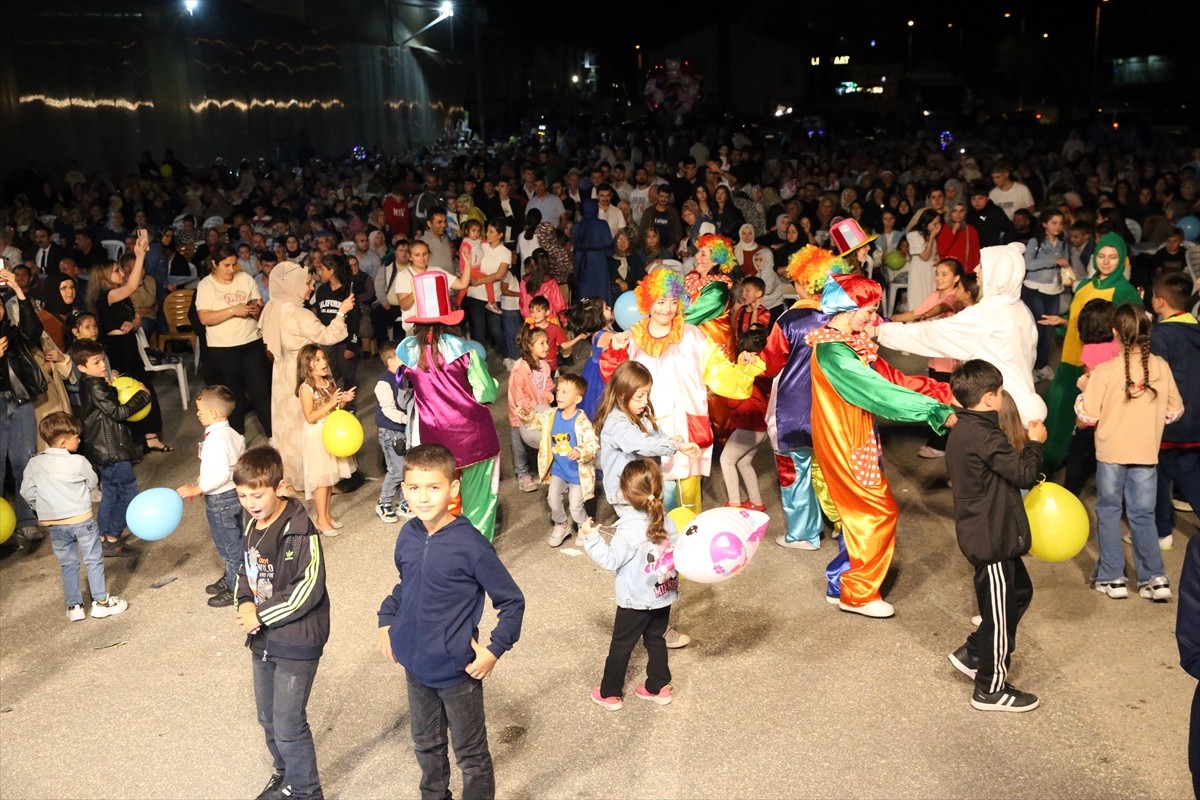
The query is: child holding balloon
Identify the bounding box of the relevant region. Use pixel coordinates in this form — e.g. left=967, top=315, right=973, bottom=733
left=580, top=457, right=679, bottom=710
left=945, top=360, right=1046, bottom=713
left=70, top=338, right=150, bottom=557
left=1076, top=304, right=1182, bottom=602
left=296, top=344, right=356, bottom=536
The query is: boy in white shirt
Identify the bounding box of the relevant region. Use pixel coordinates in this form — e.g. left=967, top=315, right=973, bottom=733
left=177, top=385, right=247, bottom=608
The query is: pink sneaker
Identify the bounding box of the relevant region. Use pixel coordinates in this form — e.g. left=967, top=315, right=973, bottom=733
left=634, top=684, right=673, bottom=705
left=590, top=686, right=622, bottom=711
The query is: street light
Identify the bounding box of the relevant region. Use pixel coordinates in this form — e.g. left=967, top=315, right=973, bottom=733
left=399, top=1, right=454, bottom=47
left=184, top=0, right=198, bottom=13
left=1092, top=0, right=1111, bottom=105
left=906, top=20, right=915, bottom=70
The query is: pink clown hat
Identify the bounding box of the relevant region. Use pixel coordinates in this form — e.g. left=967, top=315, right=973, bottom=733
left=408, top=270, right=465, bottom=326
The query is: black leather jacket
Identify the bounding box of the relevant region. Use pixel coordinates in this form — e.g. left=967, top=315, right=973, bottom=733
left=0, top=294, right=47, bottom=403
left=79, top=374, right=151, bottom=465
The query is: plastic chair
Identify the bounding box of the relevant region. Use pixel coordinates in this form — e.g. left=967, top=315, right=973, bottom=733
left=100, top=239, right=126, bottom=261
left=156, top=289, right=200, bottom=372
left=1125, top=219, right=1143, bottom=243
left=884, top=266, right=910, bottom=317
left=135, top=328, right=189, bottom=410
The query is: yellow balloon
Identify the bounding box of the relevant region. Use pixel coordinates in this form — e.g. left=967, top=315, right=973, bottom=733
left=322, top=409, right=363, bottom=458
left=1024, top=481, right=1090, bottom=562
left=113, top=376, right=150, bottom=422
left=0, top=497, right=15, bottom=545
left=667, top=506, right=697, bottom=532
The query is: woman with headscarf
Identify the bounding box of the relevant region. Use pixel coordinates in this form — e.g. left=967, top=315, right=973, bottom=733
left=39, top=273, right=78, bottom=351
left=259, top=261, right=354, bottom=493
left=1036, top=233, right=1142, bottom=472
left=775, top=223, right=805, bottom=264
left=573, top=200, right=614, bottom=305
left=734, top=223, right=762, bottom=275
left=535, top=219, right=574, bottom=297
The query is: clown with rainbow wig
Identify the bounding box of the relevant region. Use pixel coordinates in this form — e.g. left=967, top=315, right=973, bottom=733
left=759, top=246, right=854, bottom=552
left=682, top=232, right=738, bottom=359
left=805, top=273, right=956, bottom=619
left=601, top=267, right=764, bottom=513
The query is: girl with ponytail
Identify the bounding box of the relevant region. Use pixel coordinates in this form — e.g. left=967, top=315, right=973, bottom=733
left=580, top=458, right=679, bottom=710
left=1076, top=304, right=1183, bottom=602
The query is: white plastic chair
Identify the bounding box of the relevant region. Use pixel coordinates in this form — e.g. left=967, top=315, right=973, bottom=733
left=1125, top=219, right=1142, bottom=243
left=135, top=328, right=189, bottom=410
left=100, top=239, right=126, bottom=261
left=884, top=266, right=910, bottom=317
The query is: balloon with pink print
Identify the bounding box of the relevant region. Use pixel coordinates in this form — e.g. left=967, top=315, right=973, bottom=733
left=670, top=507, right=769, bottom=584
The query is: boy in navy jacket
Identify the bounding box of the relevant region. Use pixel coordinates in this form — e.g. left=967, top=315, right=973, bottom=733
left=377, top=444, right=524, bottom=800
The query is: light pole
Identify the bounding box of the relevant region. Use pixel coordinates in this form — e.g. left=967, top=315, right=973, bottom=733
left=1092, top=0, right=1110, bottom=105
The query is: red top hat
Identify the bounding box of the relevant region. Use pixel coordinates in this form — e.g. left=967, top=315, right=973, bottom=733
left=408, top=270, right=465, bottom=326
left=828, top=218, right=878, bottom=256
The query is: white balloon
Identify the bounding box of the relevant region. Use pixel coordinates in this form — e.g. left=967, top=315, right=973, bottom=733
left=671, top=507, right=769, bottom=584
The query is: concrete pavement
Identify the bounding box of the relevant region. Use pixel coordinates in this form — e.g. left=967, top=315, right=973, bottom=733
left=0, top=348, right=1194, bottom=799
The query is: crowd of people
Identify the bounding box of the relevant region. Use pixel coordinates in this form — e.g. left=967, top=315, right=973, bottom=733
left=2, top=123, right=1199, bottom=799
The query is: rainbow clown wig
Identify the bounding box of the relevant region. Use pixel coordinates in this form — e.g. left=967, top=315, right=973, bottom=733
left=695, top=233, right=736, bottom=272
left=636, top=267, right=688, bottom=313
left=786, top=245, right=854, bottom=295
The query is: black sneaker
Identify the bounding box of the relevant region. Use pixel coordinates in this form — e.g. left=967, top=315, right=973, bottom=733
left=102, top=540, right=140, bottom=558
left=948, top=646, right=978, bottom=679
left=205, top=575, right=228, bottom=595
left=207, top=588, right=235, bottom=607
left=971, top=684, right=1040, bottom=713
left=256, top=773, right=285, bottom=800
left=332, top=471, right=365, bottom=495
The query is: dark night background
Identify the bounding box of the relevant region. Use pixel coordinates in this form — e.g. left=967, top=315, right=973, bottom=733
left=1, top=0, right=1193, bottom=172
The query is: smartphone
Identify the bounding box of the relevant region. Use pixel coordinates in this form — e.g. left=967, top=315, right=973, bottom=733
left=137, top=228, right=149, bottom=245
left=0, top=256, right=6, bottom=286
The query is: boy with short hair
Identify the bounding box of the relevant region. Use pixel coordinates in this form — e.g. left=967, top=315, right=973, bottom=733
left=20, top=411, right=128, bottom=621
left=734, top=277, right=770, bottom=336
left=377, top=443, right=525, bottom=800
left=233, top=446, right=329, bottom=800
left=518, top=373, right=598, bottom=547
left=177, top=385, right=247, bottom=608
left=70, top=338, right=150, bottom=557
left=945, top=359, right=1047, bottom=713
left=374, top=340, right=411, bottom=523
left=1150, top=271, right=1200, bottom=551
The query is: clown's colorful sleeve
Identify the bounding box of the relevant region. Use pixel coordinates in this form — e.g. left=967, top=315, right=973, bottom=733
left=682, top=280, right=731, bottom=326
left=815, top=342, right=954, bottom=434
left=467, top=351, right=498, bottom=404
left=872, top=356, right=954, bottom=404
left=759, top=323, right=791, bottom=379
left=701, top=336, right=765, bottom=400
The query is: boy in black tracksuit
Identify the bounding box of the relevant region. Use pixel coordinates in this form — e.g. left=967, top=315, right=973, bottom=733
left=945, top=360, right=1046, bottom=713
left=233, top=447, right=330, bottom=800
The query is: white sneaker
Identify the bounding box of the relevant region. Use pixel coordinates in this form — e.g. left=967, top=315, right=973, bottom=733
left=838, top=599, right=895, bottom=618
left=1138, top=576, right=1172, bottom=602
left=1159, top=534, right=1173, bottom=551
left=664, top=626, right=691, bottom=648
left=91, top=596, right=128, bottom=618
left=67, top=605, right=86, bottom=622
left=547, top=523, right=572, bottom=547
left=1094, top=581, right=1129, bottom=599
left=775, top=534, right=819, bottom=550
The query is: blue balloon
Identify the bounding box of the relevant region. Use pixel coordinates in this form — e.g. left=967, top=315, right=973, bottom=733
left=126, top=487, right=185, bottom=541
left=1179, top=215, right=1200, bottom=242
left=613, top=290, right=645, bottom=331
left=464, top=338, right=487, bottom=362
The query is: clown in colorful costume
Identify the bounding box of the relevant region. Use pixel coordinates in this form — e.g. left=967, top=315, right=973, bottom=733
left=1039, top=232, right=1142, bottom=472
left=602, top=268, right=764, bottom=513
left=760, top=246, right=853, bottom=549
left=806, top=274, right=955, bottom=619
left=398, top=271, right=502, bottom=540
left=684, top=233, right=738, bottom=442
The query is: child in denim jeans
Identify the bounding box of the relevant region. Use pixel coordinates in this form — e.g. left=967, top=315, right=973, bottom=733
left=20, top=411, right=128, bottom=621
left=374, top=341, right=411, bottom=523
left=177, top=385, right=246, bottom=608
left=70, top=337, right=150, bottom=557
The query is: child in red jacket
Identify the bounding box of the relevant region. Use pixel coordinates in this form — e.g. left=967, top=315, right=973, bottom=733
left=719, top=326, right=773, bottom=511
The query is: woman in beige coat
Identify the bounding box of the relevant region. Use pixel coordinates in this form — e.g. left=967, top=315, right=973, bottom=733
left=259, top=261, right=353, bottom=492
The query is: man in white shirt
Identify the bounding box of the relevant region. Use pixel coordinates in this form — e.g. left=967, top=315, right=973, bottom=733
left=629, top=168, right=656, bottom=227
left=595, top=185, right=625, bottom=238
left=353, top=231, right=381, bottom=279
left=988, top=161, right=1036, bottom=220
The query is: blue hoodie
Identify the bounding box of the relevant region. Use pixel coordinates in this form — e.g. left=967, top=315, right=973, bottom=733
left=1150, top=312, right=1200, bottom=445
left=378, top=515, right=525, bottom=688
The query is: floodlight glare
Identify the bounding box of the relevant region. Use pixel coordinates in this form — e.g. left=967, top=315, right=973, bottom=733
left=184, top=0, right=198, bottom=13
left=439, top=1, right=453, bottom=17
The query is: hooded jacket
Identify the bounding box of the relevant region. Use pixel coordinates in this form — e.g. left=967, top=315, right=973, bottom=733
left=945, top=408, right=1044, bottom=566
left=877, top=242, right=1047, bottom=424
left=1150, top=311, right=1200, bottom=445
left=235, top=497, right=330, bottom=662
left=967, top=199, right=1017, bottom=247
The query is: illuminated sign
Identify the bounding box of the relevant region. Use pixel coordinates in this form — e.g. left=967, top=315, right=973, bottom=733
left=833, top=55, right=850, bottom=65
